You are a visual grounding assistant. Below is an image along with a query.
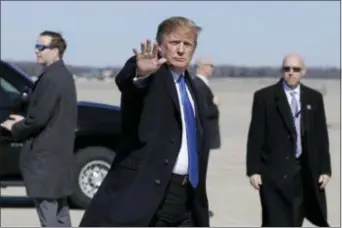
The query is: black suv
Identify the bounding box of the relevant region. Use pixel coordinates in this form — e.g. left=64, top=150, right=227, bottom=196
left=0, top=60, right=121, bottom=208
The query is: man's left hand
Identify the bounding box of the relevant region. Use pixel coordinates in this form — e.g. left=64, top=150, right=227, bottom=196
left=318, top=174, right=330, bottom=189
left=213, top=95, right=219, bottom=105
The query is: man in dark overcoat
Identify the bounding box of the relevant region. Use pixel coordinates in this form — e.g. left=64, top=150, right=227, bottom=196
left=1, top=31, right=77, bottom=227
left=246, top=53, right=331, bottom=227
left=79, top=16, right=211, bottom=227
left=193, top=57, right=221, bottom=150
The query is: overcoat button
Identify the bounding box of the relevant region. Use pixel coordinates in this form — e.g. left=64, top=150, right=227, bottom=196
left=155, top=179, right=161, bottom=185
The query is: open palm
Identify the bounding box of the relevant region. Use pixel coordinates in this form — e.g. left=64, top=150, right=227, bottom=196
left=133, top=39, right=167, bottom=76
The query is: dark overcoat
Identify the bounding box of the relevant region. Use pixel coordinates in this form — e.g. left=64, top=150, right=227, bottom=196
left=246, top=79, right=331, bottom=226
left=193, top=76, right=221, bottom=149
left=12, top=60, right=77, bottom=199
left=79, top=56, right=211, bottom=227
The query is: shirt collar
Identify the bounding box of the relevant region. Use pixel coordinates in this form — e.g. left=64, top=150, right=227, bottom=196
left=170, top=69, right=184, bottom=82
left=282, top=80, right=300, bottom=95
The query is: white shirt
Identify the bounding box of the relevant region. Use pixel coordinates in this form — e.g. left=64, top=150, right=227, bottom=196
left=282, top=81, right=301, bottom=112
left=170, top=70, right=195, bottom=175
left=133, top=71, right=196, bottom=175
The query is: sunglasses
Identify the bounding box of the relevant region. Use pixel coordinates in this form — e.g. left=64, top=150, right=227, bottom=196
left=282, top=66, right=302, bottom=73
left=35, top=44, right=56, bottom=52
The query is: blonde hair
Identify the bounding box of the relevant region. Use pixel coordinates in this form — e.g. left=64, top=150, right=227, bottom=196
left=156, top=16, right=202, bottom=45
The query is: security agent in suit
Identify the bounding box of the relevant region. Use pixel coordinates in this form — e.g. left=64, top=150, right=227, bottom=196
left=246, top=53, right=331, bottom=227
left=193, top=58, right=221, bottom=149
left=1, top=31, right=77, bottom=227
left=79, top=16, right=211, bottom=227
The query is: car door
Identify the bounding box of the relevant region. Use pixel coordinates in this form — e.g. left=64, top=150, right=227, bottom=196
left=0, top=74, right=24, bottom=179
left=0, top=86, right=11, bottom=123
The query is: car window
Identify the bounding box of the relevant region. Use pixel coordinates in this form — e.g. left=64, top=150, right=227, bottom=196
left=1, top=61, right=34, bottom=94
left=0, top=79, right=11, bottom=109
left=0, top=77, right=20, bottom=94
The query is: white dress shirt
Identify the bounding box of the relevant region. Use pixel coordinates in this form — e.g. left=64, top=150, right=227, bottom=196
left=133, top=71, right=196, bottom=175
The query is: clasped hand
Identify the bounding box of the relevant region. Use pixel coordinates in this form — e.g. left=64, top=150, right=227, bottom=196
left=0, top=114, right=24, bottom=131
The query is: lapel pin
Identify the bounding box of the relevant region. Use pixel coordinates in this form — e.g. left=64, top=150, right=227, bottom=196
left=306, top=104, right=311, bottom=110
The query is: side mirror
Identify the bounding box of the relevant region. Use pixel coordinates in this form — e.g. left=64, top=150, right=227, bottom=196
left=9, top=87, right=31, bottom=113
left=20, top=86, right=31, bottom=104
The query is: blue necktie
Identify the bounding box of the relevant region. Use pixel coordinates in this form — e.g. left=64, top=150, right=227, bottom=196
left=177, top=75, right=199, bottom=188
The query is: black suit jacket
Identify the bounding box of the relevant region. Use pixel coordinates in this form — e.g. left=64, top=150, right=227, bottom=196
left=193, top=76, right=221, bottom=149
left=246, top=79, right=331, bottom=226
left=79, top=56, right=210, bottom=227
left=11, top=60, right=77, bottom=199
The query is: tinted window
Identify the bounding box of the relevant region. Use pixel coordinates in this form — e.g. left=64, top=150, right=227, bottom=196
left=0, top=77, right=11, bottom=110
left=0, top=61, right=33, bottom=93
left=0, top=77, right=20, bottom=94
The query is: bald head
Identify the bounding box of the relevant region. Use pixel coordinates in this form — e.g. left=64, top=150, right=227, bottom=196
left=281, top=53, right=306, bottom=88
left=282, top=53, right=305, bottom=69
left=195, top=57, right=214, bottom=77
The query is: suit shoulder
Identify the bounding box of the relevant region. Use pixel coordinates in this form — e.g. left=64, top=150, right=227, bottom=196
left=44, top=66, right=74, bottom=90
left=192, top=76, right=200, bottom=82
left=302, top=84, right=323, bottom=99
left=253, top=83, right=277, bottom=99
left=192, top=76, right=203, bottom=86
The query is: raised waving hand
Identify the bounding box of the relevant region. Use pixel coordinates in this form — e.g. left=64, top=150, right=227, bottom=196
left=133, top=39, right=167, bottom=76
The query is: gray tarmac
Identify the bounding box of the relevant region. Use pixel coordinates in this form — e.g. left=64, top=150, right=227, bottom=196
left=1, top=77, right=340, bottom=227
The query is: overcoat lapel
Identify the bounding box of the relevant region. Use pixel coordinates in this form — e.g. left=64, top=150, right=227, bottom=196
left=185, top=73, right=204, bottom=138
left=299, top=85, right=310, bottom=134
left=160, top=65, right=181, bottom=116
left=160, top=65, right=204, bottom=154
left=185, top=73, right=204, bottom=155
left=275, top=80, right=296, bottom=137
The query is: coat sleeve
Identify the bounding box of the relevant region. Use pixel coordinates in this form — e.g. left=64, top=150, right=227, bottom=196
left=205, top=85, right=219, bottom=119
left=246, top=91, right=266, bottom=176
left=11, top=75, right=60, bottom=141
left=206, top=99, right=219, bottom=119
left=316, top=93, right=331, bottom=176
left=115, top=56, right=151, bottom=93
left=193, top=78, right=219, bottom=119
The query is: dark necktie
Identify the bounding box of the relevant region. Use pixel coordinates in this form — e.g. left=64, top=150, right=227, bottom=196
left=177, top=75, right=199, bottom=188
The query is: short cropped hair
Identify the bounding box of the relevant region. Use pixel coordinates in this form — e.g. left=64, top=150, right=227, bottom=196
left=40, top=30, right=67, bottom=58
left=156, top=16, right=202, bottom=46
